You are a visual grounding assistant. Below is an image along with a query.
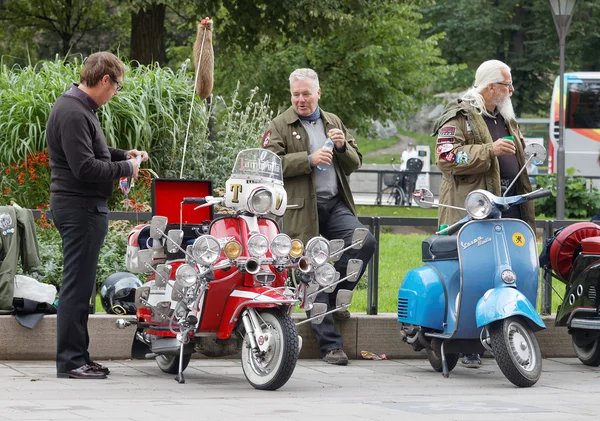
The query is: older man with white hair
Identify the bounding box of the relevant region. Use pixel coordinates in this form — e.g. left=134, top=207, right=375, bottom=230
left=431, top=59, right=534, bottom=368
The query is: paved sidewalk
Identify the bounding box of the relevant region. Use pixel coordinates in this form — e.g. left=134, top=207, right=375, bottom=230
left=0, top=358, right=599, bottom=420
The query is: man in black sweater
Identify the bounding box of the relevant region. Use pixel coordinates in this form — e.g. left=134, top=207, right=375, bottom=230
left=46, top=52, right=148, bottom=379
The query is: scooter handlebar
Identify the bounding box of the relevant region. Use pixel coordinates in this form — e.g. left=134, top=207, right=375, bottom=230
left=182, top=197, right=206, bottom=205
left=523, top=188, right=552, bottom=201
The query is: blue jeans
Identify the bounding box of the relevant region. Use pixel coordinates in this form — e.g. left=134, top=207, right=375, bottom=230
left=307, top=196, right=377, bottom=356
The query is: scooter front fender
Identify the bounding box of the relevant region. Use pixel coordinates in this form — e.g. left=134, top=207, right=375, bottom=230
left=476, top=287, right=545, bottom=331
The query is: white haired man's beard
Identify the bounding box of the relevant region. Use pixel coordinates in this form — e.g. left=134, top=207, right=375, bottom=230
left=496, top=95, right=516, bottom=121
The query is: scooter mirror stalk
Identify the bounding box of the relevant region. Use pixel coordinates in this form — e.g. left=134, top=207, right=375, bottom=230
left=351, top=228, right=369, bottom=249
left=329, top=239, right=345, bottom=262
left=150, top=216, right=168, bottom=239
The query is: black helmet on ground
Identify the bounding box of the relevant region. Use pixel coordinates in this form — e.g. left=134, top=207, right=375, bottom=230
left=100, top=272, right=142, bottom=315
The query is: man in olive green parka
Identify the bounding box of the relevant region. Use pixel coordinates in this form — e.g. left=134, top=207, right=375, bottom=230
left=263, top=68, right=376, bottom=366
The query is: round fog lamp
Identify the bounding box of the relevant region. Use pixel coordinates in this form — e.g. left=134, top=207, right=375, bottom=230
left=192, top=235, right=221, bottom=265
left=247, top=234, right=269, bottom=257
left=175, top=264, right=198, bottom=288
left=224, top=240, right=242, bottom=259
left=315, top=263, right=336, bottom=287
left=271, top=234, right=292, bottom=257
left=305, top=237, right=330, bottom=267
left=290, top=239, right=304, bottom=258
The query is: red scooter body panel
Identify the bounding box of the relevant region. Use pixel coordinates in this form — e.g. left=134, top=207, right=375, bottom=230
left=216, top=286, right=295, bottom=339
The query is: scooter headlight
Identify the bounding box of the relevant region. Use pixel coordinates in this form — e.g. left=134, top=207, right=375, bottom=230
left=248, top=188, right=273, bottom=215
left=247, top=234, right=269, bottom=257
left=305, top=237, right=330, bottom=267
left=192, top=235, right=221, bottom=266
left=315, top=263, right=336, bottom=287
left=290, top=239, right=304, bottom=259
left=465, top=190, right=494, bottom=219
left=175, top=264, right=198, bottom=288
left=270, top=234, right=292, bottom=258
left=501, top=270, right=517, bottom=284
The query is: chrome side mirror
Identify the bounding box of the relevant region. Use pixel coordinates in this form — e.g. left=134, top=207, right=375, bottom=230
left=185, top=245, right=195, bottom=265
left=155, top=301, right=171, bottom=319
left=413, top=188, right=435, bottom=208
left=137, top=250, right=154, bottom=272
left=134, top=286, right=150, bottom=308
left=310, top=303, right=327, bottom=325
left=329, top=239, right=344, bottom=262
left=346, top=259, right=363, bottom=283
left=166, top=229, right=184, bottom=253
left=524, top=143, right=547, bottom=165
left=336, top=289, right=353, bottom=309
left=154, top=264, right=171, bottom=288
left=150, top=216, right=168, bottom=238
left=351, top=228, right=369, bottom=249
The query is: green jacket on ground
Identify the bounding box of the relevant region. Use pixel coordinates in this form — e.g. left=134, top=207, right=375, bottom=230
left=0, top=206, right=41, bottom=314
left=263, top=106, right=362, bottom=243
left=431, top=99, right=535, bottom=232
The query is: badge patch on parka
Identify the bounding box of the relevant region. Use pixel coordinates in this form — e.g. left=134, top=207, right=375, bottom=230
left=441, top=151, right=456, bottom=162
left=438, top=126, right=456, bottom=138
left=262, top=130, right=271, bottom=148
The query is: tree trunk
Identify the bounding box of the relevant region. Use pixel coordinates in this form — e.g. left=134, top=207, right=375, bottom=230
left=130, top=3, right=166, bottom=65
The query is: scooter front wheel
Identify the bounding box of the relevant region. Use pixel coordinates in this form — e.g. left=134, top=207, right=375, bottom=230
left=572, top=336, right=600, bottom=366
left=241, top=308, right=299, bottom=390
left=426, top=349, right=459, bottom=373
left=156, top=353, right=192, bottom=374
left=489, top=317, right=542, bottom=388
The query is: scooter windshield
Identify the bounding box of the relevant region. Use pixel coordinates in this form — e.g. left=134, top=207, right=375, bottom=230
left=231, top=148, right=283, bottom=183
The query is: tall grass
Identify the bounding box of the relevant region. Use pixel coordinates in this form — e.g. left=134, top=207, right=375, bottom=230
left=0, top=57, right=271, bottom=189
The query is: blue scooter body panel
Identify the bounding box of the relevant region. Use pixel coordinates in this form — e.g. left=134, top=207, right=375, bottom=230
left=456, top=219, right=540, bottom=338
left=476, top=287, right=545, bottom=330
left=397, top=261, right=459, bottom=330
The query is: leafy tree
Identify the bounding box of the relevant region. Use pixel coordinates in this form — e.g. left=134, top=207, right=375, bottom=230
left=0, top=0, right=116, bottom=57
left=215, top=1, right=456, bottom=131
left=423, top=0, right=600, bottom=117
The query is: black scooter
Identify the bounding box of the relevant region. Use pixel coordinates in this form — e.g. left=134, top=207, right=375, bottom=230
left=541, top=221, right=600, bottom=365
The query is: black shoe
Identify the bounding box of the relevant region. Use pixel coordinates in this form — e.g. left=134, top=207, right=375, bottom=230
left=323, top=349, right=349, bottom=366
left=57, top=364, right=107, bottom=379
left=461, top=354, right=482, bottom=368
left=333, top=309, right=351, bottom=321
left=88, top=361, right=110, bottom=375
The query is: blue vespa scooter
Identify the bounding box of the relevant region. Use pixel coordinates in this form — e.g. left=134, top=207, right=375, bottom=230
left=398, top=143, right=550, bottom=388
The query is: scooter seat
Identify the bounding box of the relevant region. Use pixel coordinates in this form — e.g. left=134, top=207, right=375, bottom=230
left=581, top=237, right=600, bottom=255
left=422, top=234, right=459, bottom=261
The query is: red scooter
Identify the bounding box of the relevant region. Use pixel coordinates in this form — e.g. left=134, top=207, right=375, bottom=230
left=117, top=149, right=368, bottom=390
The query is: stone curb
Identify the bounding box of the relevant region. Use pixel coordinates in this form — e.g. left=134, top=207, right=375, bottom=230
left=0, top=313, right=575, bottom=360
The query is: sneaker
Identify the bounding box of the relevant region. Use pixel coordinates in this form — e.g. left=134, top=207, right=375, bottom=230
left=333, top=309, right=351, bottom=321
left=323, top=349, right=349, bottom=366
left=461, top=354, right=481, bottom=368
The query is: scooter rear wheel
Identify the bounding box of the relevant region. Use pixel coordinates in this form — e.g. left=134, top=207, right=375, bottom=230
left=241, top=308, right=299, bottom=390
left=426, top=349, right=459, bottom=373
left=156, top=353, right=192, bottom=374
left=572, top=337, right=600, bottom=366
left=489, top=317, right=542, bottom=388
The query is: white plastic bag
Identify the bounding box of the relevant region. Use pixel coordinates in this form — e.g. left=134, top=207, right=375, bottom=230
left=13, top=274, right=57, bottom=305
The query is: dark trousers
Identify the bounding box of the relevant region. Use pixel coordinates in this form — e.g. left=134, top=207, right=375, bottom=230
left=308, top=196, right=377, bottom=356
left=53, top=207, right=108, bottom=372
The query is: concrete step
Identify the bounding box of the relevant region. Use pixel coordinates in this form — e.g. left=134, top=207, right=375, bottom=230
left=0, top=313, right=575, bottom=360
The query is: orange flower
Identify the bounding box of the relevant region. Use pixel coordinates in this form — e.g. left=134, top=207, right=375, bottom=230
left=4, top=167, right=9, bottom=175
left=17, top=171, right=25, bottom=185
left=3, top=188, right=9, bottom=195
